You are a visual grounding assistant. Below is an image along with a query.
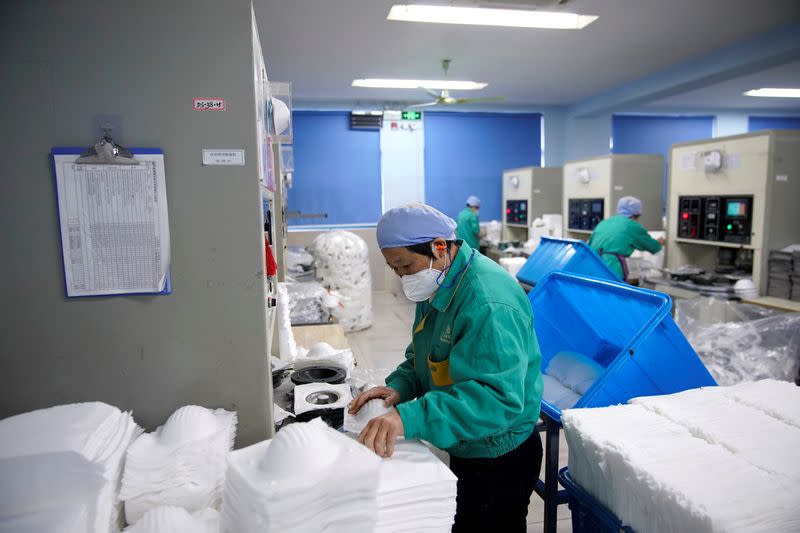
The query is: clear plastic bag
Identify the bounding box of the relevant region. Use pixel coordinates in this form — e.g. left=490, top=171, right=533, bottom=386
left=286, top=247, right=315, bottom=278
left=675, top=297, right=800, bottom=385
left=283, top=281, right=330, bottom=326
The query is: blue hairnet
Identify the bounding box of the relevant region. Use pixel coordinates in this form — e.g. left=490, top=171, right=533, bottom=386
left=466, top=195, right=480, bottom=207
left=377, top=203, right=457, bottom=249
left=617, top=196, right=642, bottom=217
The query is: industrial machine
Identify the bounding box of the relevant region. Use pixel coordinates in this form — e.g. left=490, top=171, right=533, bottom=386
left=562, top=154, right=664, bottom=239
left=502, top=166, right=562, bottom=241
left=667, top=130, right=800, bottom=296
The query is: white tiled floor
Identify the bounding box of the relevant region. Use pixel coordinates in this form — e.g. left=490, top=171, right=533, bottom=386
left=347, top=290, right=573, bottom=533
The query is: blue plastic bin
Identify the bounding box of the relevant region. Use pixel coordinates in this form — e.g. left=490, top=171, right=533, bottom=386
left=516, top=236, right=620, bottom=287
left=559, top=467, right=634, bottom=533
left=530, top=271, right=716, bottom=423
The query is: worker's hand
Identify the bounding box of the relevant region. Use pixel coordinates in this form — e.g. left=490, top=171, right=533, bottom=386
left=348, top=386, right=400, bottom=414
left=658, top=236, right=666, bottom=245
left=358, top=408, right=404, bottom=458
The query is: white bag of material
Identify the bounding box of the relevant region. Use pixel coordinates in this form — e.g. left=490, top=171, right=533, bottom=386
left=481, top=220, right=502, bottom=246
left=0, top=402, right=142, bottom=533
left=499, top=257, right=527, bottom=280
left=308, top=231, right=372, bottom=332
left=523, top=214, right=563, bottom=254
left=120, top=406, right=237, bottom=525
left=276, top=283, right=299, bottom=361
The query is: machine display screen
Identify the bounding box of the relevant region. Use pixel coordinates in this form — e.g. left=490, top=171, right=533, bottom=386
left=727, top=201, right=747, bottom=217
left=591, top=201, right=603, bottom=214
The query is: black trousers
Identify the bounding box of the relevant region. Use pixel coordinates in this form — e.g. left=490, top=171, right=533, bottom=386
left=449, top=430, right=543, bottom=533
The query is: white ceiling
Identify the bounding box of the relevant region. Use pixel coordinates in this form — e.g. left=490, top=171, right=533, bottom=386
left=254, top=0, right=800, bottom=108
left=647, top=60, right=800, bottom=110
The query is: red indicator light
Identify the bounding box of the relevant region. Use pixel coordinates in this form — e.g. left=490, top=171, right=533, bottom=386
left=507, top=209, right=511, bottom=214
left=681, top=213, right=689, bottom=220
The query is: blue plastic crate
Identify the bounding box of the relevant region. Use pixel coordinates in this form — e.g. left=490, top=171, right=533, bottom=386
left=530, top=272, right=716, bottom=423
left=516, top=236, right=620, bottom=287
left=559, top=467, right=634, bottom=533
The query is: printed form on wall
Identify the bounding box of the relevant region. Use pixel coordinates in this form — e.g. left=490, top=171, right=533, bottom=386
left=52, top=151, right=170, bottom=297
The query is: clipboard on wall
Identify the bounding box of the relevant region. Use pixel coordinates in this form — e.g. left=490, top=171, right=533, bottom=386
left=51, top=139, right=172, bottom=298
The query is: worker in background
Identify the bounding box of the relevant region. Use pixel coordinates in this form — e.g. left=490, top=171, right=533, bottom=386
left=349, top=203, right=543, bottom=533
left=588, top=196, right=665, bottom=281
left=456, top=195, right=481, bottom=250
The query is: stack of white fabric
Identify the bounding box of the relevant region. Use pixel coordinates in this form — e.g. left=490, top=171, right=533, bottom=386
left=344, top=399, right=457, bottom=532
left=119, top=406, right=237, bottom=525
left=562, top=379, right=800, bottom=533
left=221, top=419, right=381, bottom=533
left=375, top=440, right=457, bottom=533
left=0, top=402, right=141, bottom=533
left=122, top=506, right=219, bottom=533
left=223, top=418, right=457, bottom=533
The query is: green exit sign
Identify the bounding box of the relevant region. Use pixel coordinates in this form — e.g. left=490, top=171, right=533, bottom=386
left=401, top=111, right=422, bottom=120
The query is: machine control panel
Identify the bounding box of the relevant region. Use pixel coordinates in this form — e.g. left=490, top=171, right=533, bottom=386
left=506, top=200, right=528, bottom=225
left=677, top=195, right=753, bottom=244
left=568, top=198, right=604, bottom=231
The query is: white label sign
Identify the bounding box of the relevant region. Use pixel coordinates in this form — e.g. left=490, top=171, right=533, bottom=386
left=614, top=185, right=624, bottom=191
left=202, top=149, right=245, bottom=166
left=776, top=174, right=788, bottom=182
left=680, top=152, right=696, bottom=171
left=193, top=98, right=226, bottom=111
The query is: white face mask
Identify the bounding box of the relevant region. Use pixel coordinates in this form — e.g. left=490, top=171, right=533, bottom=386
left=401, top=258, right=442, bottom=302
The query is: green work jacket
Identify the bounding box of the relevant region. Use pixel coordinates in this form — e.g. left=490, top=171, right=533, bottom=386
left=386, top=241, right=543, bottom=459
left=587, top=215, right=663, bottom=279
left=456, top=208, right=480, bottom=250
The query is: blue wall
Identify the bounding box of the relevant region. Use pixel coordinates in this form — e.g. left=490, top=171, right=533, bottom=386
left=424, top=112, right=541, bottom=221
left=612, top=114, right=714, bottom=209
left=748, top=115, right=800, bottom=132
left=288, top=111, right=381, bottom=225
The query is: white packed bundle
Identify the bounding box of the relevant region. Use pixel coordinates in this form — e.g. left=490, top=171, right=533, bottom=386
left=481, top=220, right=502, bottom=245
left=562, top=381, right=800, bottom=533
left=308, top=230, right=372, bottom=332
left=122, top=506, right=219, bottom=533
left=541, top=351, right=605, bottom=410
left=120, top=406, right=237, bottom=525
left=221, top=419, right=381, bottom=533
left=499, top=257, right=527, bottom=279
left=0, top=402, right=142, bottom=533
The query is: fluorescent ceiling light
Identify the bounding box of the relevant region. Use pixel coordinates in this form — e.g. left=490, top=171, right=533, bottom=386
left=352, top=79, right=487, bottom=90
left=387, top=4, right=597, bottom=29
left=744, top=88, right=800, bottom=98
left=352, top=110, right=384, bottom=115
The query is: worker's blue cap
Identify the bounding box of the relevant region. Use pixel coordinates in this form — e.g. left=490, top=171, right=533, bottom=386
left=377, top=203, right=457, bottom=249
left=616, top=196, right=642, bottom=217
left=466, top=195, right=481, bottom=207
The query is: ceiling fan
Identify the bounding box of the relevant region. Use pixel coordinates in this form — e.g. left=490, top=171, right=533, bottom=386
left=406, top=59, right=506, bottom=108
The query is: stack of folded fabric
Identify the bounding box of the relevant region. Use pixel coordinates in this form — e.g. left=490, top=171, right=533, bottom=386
left=562, top=380, right=800, bottom=533
left=122, top=506, right=219, bottom=533
left=221, top=419, right=381, bottom=533
left=119, top=406, right=237, bottom=525
left=375, top=440, right=458, bottom=533
left=0, top=402, right=141, bottom=533
left=342, top=399, right=458, bottom=531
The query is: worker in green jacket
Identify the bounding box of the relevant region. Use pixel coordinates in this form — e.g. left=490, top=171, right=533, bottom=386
left=456, top=195, right=481, bottom=250
left=588, top=196, right=665, bottom=281
left=349, top=203, right=543, bottom=532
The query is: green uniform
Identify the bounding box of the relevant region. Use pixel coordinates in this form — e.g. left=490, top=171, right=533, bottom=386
left=386, top=241, right=543, bottom=459
left=587, top=215, right=663, bottom=279
left=456, top=208, right=480, bottom=250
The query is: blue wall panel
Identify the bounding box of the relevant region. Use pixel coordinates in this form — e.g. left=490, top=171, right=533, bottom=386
left=424, top=112, right=541, bottom=221
left=288, top=111, right=381, bottom=225
left=748, top=115, right=800, bottom=132
left=612, top=114, right=714, bottom=210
